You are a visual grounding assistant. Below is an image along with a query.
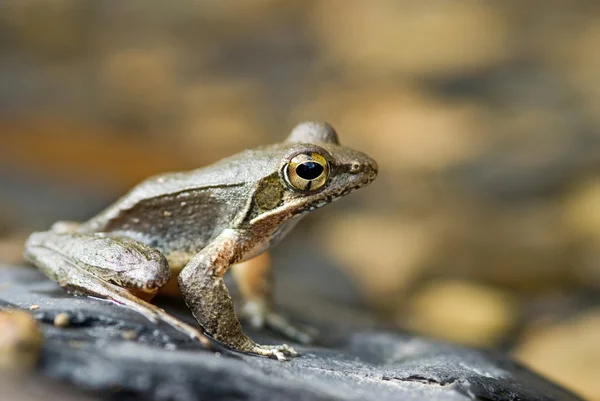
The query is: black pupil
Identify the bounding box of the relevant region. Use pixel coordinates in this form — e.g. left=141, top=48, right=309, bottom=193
left=296, top=162, right=324, bottom=180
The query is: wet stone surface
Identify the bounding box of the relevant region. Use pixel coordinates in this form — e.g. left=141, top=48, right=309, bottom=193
left=0, top=265, right=583, bottom=401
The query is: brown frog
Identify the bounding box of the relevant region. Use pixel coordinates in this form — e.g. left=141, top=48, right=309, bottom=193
left=24, top=122, right=378, bottom=360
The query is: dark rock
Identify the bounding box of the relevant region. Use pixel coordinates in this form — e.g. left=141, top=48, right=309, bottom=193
left=0, top=265, right=584, bottom=401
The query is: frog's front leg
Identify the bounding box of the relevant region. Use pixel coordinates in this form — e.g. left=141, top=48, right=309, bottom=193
left=24, top=227, right=213, bottom=349
left=232, top=253, right=317, bottom=345
left=178, top=229, right=297, bottom=360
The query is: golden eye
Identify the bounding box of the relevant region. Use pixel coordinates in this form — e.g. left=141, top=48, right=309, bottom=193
left=284, top=153, right=329, bottom=192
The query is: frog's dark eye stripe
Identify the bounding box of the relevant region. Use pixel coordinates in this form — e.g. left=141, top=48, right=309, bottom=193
left=283, top=153, right=329, bottom=192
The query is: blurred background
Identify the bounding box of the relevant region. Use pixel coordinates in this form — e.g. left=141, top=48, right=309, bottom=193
left=0, top=1, right=599, bottom=399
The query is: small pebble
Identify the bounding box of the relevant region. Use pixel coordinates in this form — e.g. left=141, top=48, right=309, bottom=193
left=53, top=313, right=70, bottom=328
left=122, top=330, right=138, bottom=340
left=29, top=305, right=39, bottom=311
left=163, top=211, right=172, bottom=217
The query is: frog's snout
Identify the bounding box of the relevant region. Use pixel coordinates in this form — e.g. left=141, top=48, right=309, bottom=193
left=365, top=157, right=378, bottom=181
left=348, top=155, right=378, bottom=183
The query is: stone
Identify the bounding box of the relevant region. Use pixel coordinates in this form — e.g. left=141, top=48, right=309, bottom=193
left=0, top=264, right=583, bottom=401
left=53, top=312, right=70, bottom=328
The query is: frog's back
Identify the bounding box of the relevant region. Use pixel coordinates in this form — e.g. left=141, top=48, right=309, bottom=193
left=80, top=148, right=280, bottom=255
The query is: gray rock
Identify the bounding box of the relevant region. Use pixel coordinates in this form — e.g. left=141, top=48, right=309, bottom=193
left=0, top=265, right=583, bottom=401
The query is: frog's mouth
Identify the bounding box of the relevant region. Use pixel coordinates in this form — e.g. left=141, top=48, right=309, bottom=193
left=301, top=161, right=378, bottom=213
left=250, top=176, right=375, bottom=225
left=327, top=180, right=375, bottom=207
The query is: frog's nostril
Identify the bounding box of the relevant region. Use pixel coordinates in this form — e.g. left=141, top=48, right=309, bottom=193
left=347, top=156, right=378, bottom=179
left=349, top=162, right=362, bottom=174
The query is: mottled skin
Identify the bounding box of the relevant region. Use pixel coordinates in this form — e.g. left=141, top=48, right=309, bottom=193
left=24, top=122, right=378, bottom=360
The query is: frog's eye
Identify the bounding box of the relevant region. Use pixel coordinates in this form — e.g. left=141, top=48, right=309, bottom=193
left=284, top=153, right=329, bottom=192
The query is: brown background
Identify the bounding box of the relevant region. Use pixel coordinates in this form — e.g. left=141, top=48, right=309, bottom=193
left=0, top=1, right=599, bottom=399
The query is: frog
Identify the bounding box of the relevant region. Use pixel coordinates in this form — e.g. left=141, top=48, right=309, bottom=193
left=24, top=121, right=378, bottom=360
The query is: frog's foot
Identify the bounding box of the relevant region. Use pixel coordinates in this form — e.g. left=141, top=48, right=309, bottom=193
left=242, top=301, right=318, bottom=345
left=249, top=343, right=298, bottom=361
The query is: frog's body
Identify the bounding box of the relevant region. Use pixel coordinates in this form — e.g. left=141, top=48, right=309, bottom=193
left=82, top=145, right=310, bottom=264
left=24, top=122, right=377, bottom=360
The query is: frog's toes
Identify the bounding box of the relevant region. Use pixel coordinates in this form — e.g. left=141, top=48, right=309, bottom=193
left=252, top=343, right=298, bottom=361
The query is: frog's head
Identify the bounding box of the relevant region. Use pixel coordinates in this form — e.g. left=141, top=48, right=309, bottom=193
left=274, top=121, right=378, bottom=215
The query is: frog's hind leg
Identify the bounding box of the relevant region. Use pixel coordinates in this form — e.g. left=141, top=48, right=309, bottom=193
left=24, top=230, right=213, bottom=349
left=232, top=252, right=317, bottom=344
